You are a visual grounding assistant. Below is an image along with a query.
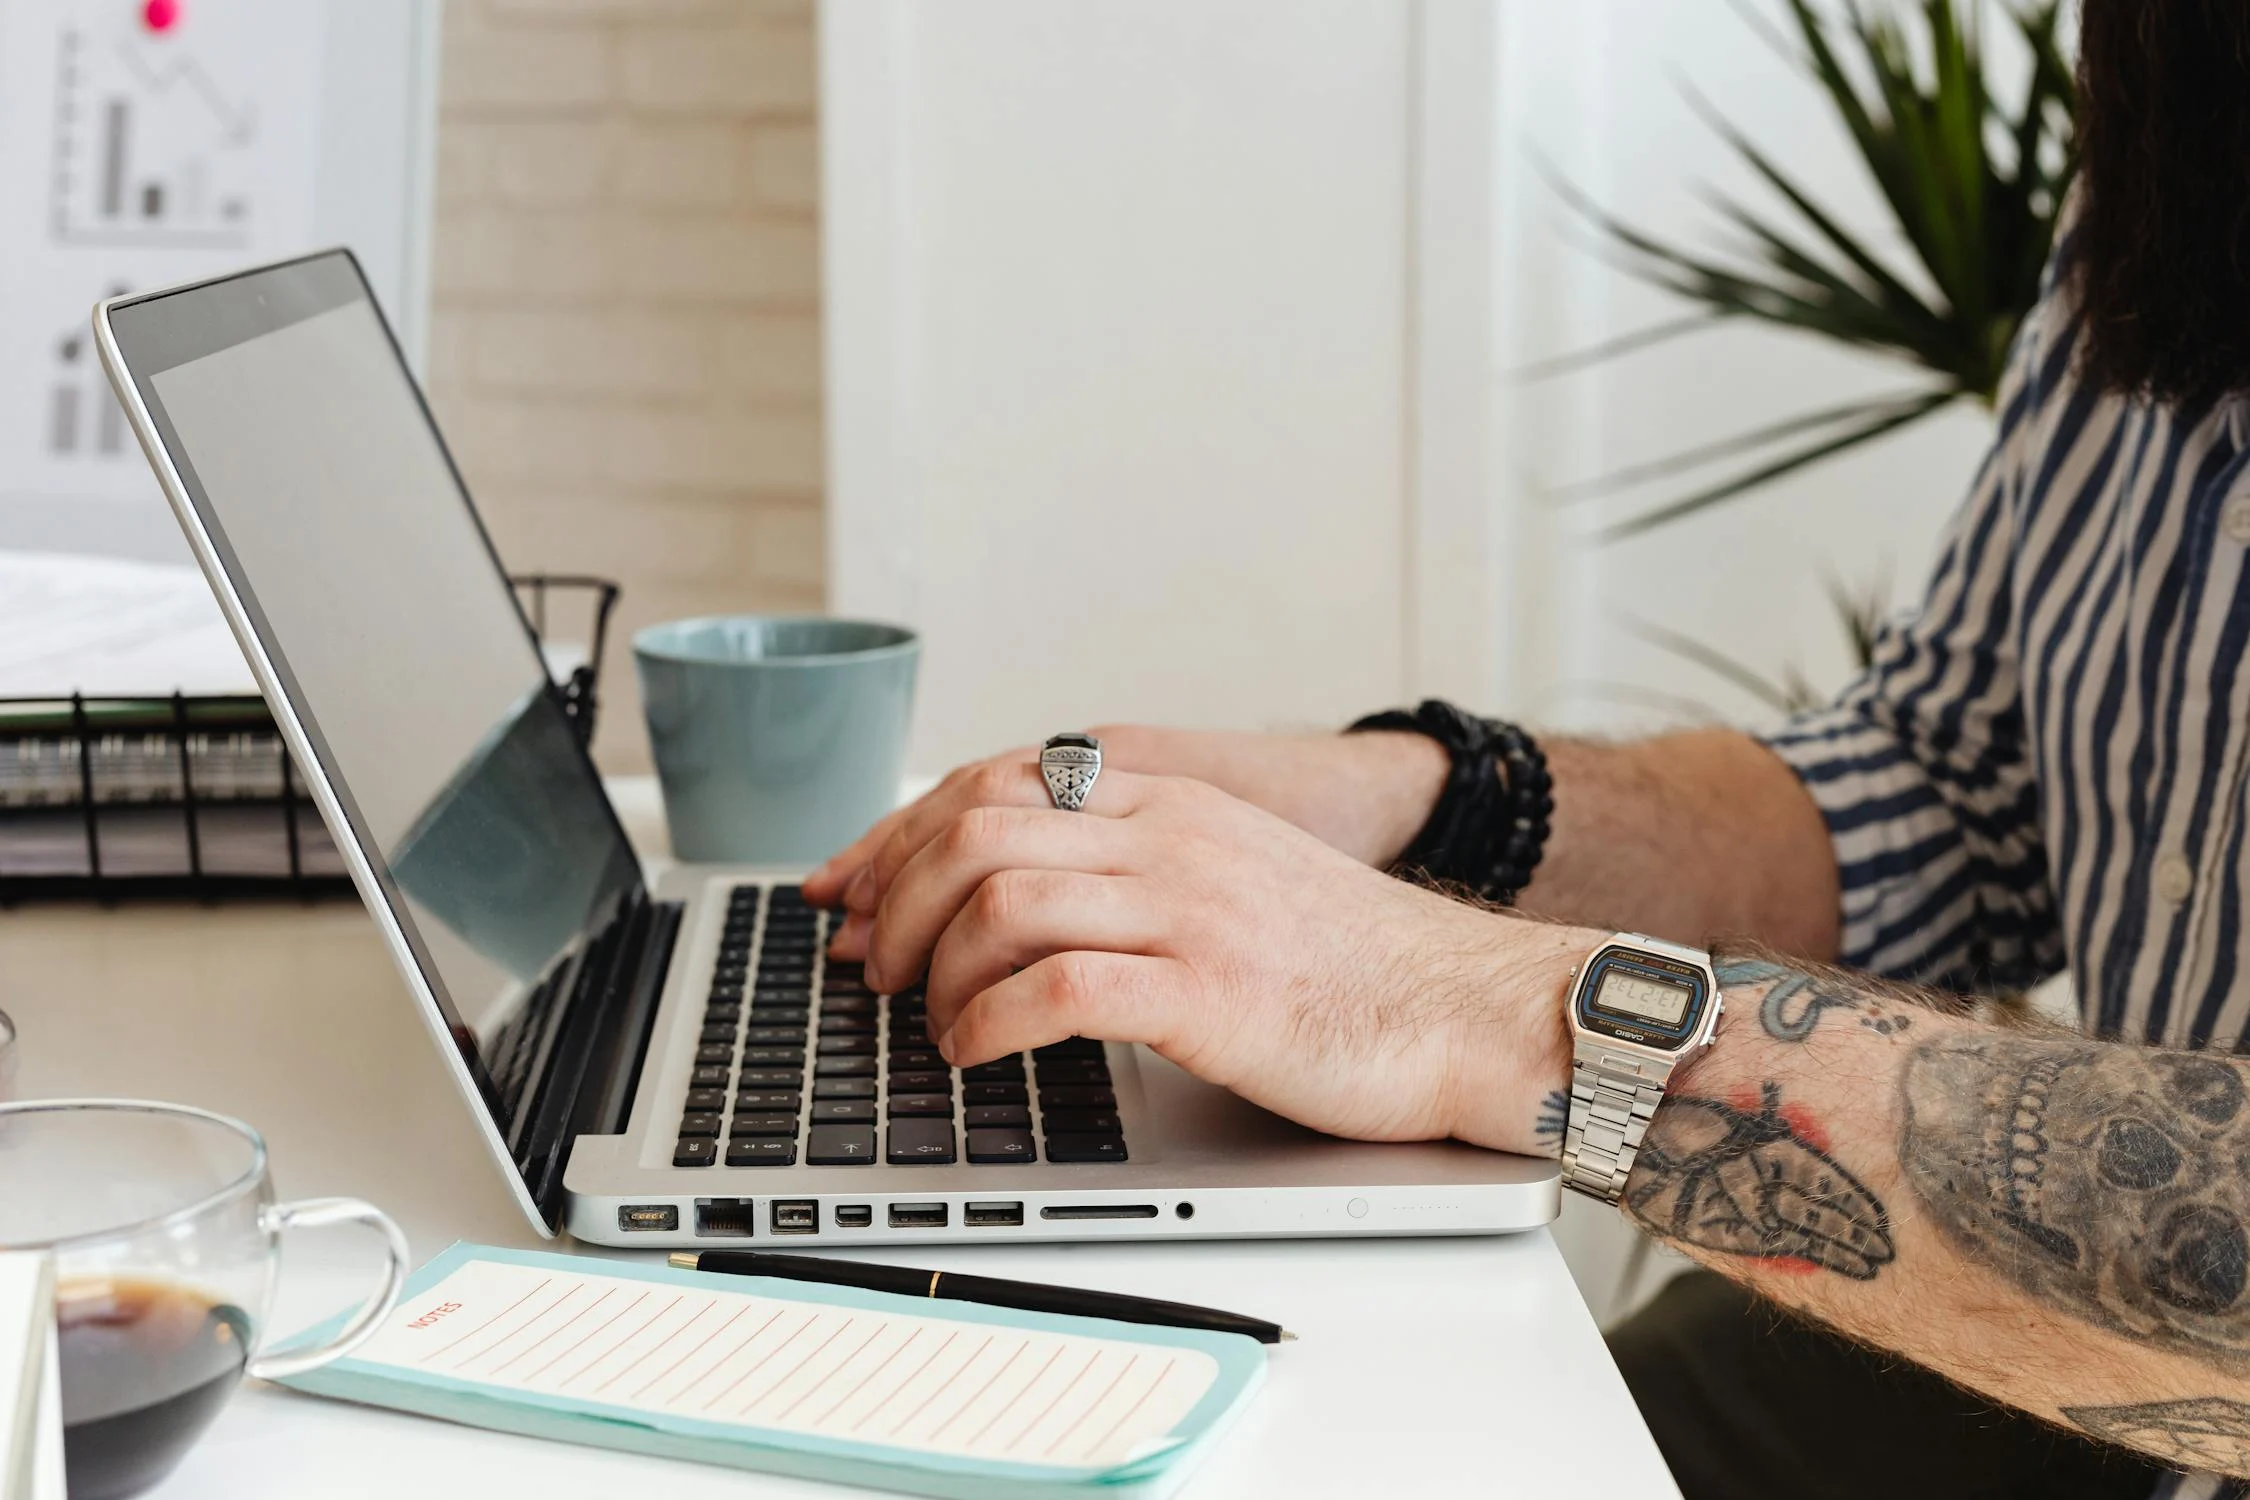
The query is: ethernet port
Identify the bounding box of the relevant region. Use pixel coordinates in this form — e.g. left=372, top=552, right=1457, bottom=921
left=695, top=1198, right=756, bottom=1237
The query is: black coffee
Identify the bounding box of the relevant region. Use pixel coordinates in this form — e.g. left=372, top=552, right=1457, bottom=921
left=55, top=1278, right=250, bottom=1500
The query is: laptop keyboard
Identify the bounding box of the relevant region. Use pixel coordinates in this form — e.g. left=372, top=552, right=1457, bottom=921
left=674, top=883, right=1129, bottom=1170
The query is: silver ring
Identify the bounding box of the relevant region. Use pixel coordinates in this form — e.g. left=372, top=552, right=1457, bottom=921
left=1040, top=732, right=1102, bottom=811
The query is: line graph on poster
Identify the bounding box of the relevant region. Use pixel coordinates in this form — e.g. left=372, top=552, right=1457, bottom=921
left=48, top=4, right=273, bottom=250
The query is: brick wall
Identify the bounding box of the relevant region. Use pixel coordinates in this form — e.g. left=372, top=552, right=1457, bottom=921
left=426, top=0, right=823, bottom=772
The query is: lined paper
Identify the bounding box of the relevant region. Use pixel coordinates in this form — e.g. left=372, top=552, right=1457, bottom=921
left=348, top=1258, right=1221, bottom=1470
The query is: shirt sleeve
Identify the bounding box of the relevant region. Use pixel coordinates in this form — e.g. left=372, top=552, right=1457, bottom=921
left=1759, top=295, right=2067, bottom=994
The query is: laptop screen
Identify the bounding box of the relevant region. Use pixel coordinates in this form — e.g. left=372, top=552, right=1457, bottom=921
left=103, top=253, right=643, bottom=1224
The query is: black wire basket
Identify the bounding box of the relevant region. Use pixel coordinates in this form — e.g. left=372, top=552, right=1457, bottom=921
left=0, top=574, right=619, bottom=905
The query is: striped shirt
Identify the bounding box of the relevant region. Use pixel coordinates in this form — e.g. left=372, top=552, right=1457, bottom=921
left=1763, top=239, right=2250, bottom=1500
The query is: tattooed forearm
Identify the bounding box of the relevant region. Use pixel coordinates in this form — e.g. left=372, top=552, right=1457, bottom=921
left=1715, top=950, right=1919, bottom=1044
left=2062, top=1397, right=2250, bottom=1476
left=1624, top=1081, right=1895, bottom=1279
left=1531, top=1088, right=1568, bottom=1159
left=1901, top=1034, right=2250, bottom=1369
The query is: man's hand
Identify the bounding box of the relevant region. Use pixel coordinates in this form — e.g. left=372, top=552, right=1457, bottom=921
left=813, top=760, right=1580, bottom=1154
left=801, top=725, right=1447, bottom=950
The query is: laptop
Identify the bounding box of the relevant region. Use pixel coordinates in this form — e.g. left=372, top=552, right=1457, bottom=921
left=94, top=250, right=1560, bottom=1247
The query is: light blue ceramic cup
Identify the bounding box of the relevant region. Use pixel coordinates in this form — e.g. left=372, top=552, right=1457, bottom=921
left=634, top=616, right=920, bottom=865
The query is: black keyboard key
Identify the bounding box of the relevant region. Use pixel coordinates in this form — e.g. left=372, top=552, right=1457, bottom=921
left=736, top=1090, right=800, bottom=1111
left=754, top=987, right=812, bottom=1006
left=743, top=1047, right=806, bottom=1067
left=692, top=1064, right=731, bottom=1087
left=963, top=1059, right=1026, bottom=1081
left=813, top=1077, right=877, bottom=1099
left=818, top=1036, right=876, bottom=1056
left=812, top=1099, right=877, bottom=1123
left=759, top=957, right=814, bottom=977
left=817, top=1055, right=876, bottom=1078
left=964, top=1082, right=1028, bottom=1106
left=679, top=1112, right=722, bottom=1137
left=673, top=1137, right=717, bottom=1167
left=700, top=1023, right=738, bottom=1045
left=967, top=1128, right=1036, bottom=1164
left=1035, top=1038, right=1106, bottom=1059
left=807, top=1123, right=877, bottom=1164
left=1039, top=1085, right=1117, bottom=1112
left=725, top=1138, right=796, bottom=1167
left=747, top=1005, right=810, bottom=1025
left=708, top=982, right=744, bottom=1001
left=823, top=978, right=874, bottom=998
left=703, top=1004, right=742, bottom=1026
left=886, top=1119, right=956, bottom=1164
left=1044, top=1133, right=1128, bottom=1164
left=730, top=1113, right=798, bottom=1137
left=1033, top=1059, right=1110, bottom=1084
left=746, top=1026, right=804, bottom=1045
left=819, top=1015, right=877, bottom=1035
left=888, top=1070, right=949, bottom=1094
left=741, top=1068, right=803, bottom=1088
left=889, top=1094, right=953, bottom=1118
left=888, top=1049, right=944, bottom=1071
left=1042, top=1110, right=1121, bottom=1135
left=695, top=1043, right=735, bottom=1065
left=966, top=1104, right=1031, bottom=1128
left=685, top=1087, right=728, bottom=1111
left=761, top=932, right=818, bottom=952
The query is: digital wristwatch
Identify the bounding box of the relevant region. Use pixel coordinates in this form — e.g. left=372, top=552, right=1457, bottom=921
left=1561, top=933, right=1723, bottom=1204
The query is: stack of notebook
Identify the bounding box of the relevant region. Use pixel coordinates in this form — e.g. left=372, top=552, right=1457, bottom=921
left=0, top=1252, right=64, bottom=1500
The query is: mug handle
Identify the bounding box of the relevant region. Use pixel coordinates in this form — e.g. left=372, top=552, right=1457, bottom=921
left=245, top=1196, right=412, bottom=1382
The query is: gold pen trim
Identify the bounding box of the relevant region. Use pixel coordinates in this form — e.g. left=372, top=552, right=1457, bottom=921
left=928, top=1271, right=943, bottom=1298
left=669, top=1252, right=698, bottom=1270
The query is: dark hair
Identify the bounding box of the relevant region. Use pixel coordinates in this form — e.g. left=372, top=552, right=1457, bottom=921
left=2071, top=0, right=2250, bottom=405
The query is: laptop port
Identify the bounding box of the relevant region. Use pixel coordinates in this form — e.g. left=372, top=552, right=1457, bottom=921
left=770, top=1200, right=818, bottom=1235
left=888, top=1202, right=949, bottom=1229
left=1039, top=1204, right=1160, bottom=1220
left=618, top=1204, right=679, bottom=1233
left=965, top=1201, right=1023, bottom=1227
left=693, top=1199, right=755, bottom=1237
left=834, top=1204, right=873, bottom=1228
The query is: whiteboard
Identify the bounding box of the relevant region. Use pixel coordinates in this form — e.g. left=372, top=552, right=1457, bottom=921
left=0, top=0, right=441, bottom=565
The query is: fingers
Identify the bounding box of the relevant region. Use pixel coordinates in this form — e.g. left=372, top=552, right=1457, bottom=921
left=922, top=871, right=1168, bottom=1036
left=863, top=804, right=1136, bottom=992
left=938, top=951, right=1186, bottom=1067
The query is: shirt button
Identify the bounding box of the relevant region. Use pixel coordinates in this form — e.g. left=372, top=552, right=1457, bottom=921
left=2155, top=852, right=2196, bottom=905
left=2225, top=498, right=2250, bottom=544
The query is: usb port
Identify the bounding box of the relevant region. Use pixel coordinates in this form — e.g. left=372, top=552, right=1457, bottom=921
left=834, top=1204, right=873, bottom=1228
left=770, top=1200, right=818, bottom=1235
left=888, top=1202, right=949, bottom=1229
left=965, top=1201, right=1023, bottom=1227
left=618, top=1204, right=679, bottom=1233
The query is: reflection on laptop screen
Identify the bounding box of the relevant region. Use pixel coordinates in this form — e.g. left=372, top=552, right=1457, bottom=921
left=106, top=254, right=642, bottom=1177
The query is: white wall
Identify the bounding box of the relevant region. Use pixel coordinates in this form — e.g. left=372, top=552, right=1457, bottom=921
left=824, top=0, right=1998, bottom=774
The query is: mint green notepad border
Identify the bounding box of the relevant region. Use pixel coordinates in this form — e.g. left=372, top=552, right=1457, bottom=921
left=275, top=1243, right=1265, bottom=1498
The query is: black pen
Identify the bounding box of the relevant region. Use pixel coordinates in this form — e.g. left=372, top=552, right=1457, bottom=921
left=669, top=1250, right=1295, bottom=1345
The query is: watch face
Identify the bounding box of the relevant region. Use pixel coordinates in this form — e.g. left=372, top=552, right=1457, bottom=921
left=1575, top=947, right=1711, bottom=1050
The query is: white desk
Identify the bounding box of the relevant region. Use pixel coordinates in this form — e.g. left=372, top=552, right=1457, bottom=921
left=0, top=782, right=1679, bottom=1498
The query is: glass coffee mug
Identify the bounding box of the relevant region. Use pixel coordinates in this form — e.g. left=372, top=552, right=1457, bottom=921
left=0, top=1099, right=410, bottom=1499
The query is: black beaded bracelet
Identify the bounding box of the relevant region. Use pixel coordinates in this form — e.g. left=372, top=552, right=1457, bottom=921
left=1346, top=699, right=1553, bottom=906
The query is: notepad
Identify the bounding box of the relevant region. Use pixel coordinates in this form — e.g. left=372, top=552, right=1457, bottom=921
left=275, top=1244, right=1265, bottom=1498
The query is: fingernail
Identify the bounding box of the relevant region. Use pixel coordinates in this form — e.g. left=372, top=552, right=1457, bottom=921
left=828, top=912, right=869, bottom=956
left=934, top=1026, right=956, bottom=1063
left=844, top=866, right=875, bottom=913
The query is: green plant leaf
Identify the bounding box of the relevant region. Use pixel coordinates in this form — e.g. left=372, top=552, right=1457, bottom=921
left=1545, top=390, right=1953, bottom=501
left=1598, top=388, right=1955, bottom=540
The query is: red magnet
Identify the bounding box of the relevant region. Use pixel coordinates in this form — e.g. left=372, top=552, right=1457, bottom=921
left=142, top=0, right=181, bottom=33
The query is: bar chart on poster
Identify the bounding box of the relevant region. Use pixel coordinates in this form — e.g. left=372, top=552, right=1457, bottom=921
left=0, top=0, right=322, bottom=517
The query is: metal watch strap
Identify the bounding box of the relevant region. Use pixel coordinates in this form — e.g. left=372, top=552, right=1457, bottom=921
left=1561, top=1039, right=1675, bottom=1204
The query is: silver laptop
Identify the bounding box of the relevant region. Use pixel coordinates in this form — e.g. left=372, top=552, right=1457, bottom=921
left=94, top=250, right=1559, bottom=1247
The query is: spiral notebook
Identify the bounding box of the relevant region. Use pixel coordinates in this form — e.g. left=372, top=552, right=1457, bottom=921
left=276, top=1244, right=1266, bottom=1498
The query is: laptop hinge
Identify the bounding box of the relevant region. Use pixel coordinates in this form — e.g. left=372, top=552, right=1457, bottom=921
left=516, top=892, right=682, bottom=1224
